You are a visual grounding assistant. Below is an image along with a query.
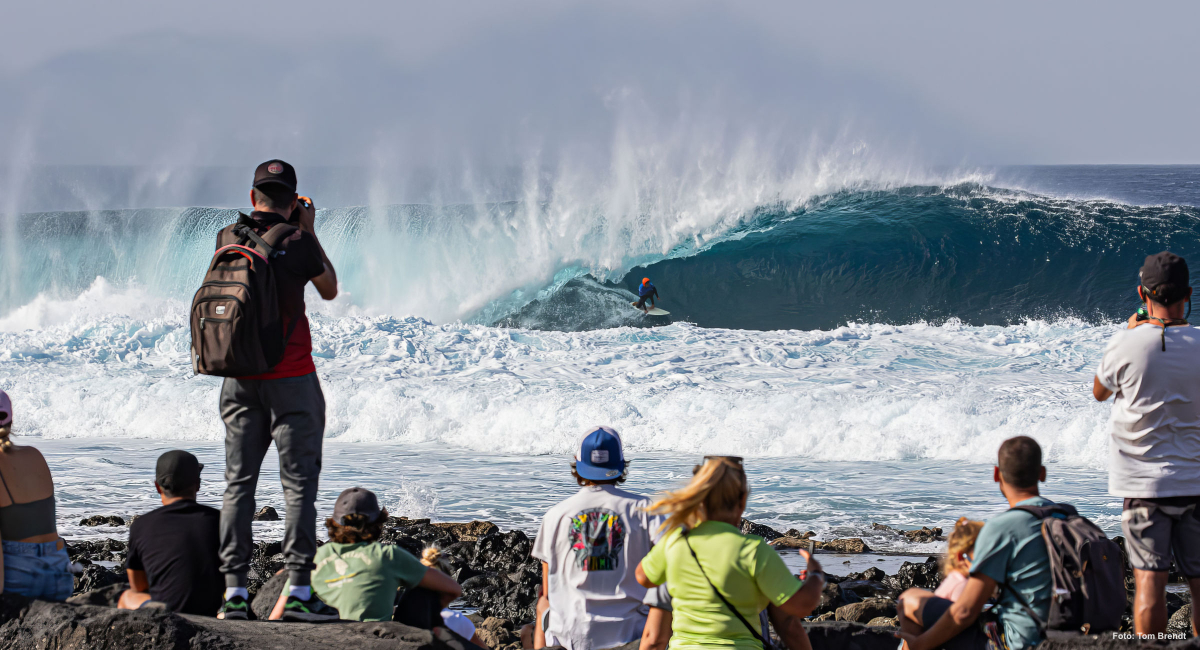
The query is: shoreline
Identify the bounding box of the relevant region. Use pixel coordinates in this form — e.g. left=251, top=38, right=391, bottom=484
left=52, top=514, right=1195, bottom=647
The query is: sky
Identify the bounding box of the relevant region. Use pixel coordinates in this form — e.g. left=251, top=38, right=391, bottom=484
left=1, top=0, right=1198, bottom=182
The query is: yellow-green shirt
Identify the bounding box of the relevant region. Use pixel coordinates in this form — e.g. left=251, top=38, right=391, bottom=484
left=640, top=521, right=803, bottom=650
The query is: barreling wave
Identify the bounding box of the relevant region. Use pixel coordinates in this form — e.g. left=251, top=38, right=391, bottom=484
left=505, top=184, right=1200, bottom=331
left=3, top=183, right=1198, bottom=332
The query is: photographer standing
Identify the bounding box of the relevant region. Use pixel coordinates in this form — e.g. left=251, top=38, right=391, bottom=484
left=216, top=160, right=340, bottom=621
left=1094, top=252, right=1200, bottom=637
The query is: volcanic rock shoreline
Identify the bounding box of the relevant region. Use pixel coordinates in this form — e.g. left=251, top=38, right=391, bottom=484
left=12, top=515, right=1194, bottom=649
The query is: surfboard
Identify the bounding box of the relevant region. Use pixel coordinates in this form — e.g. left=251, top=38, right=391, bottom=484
left=631, top=302, right=670, bottom=316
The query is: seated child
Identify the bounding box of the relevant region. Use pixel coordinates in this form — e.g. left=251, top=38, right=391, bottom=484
left=420, top=547, right=485, bottom=645
left=270, top=487, right=462, bottom=621
left=896, top=517, right=985, bottom=637
left=933, top=517, right=985, bottom=602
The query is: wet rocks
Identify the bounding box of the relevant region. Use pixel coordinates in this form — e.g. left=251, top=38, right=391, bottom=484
left=815, top=538, right=870, bottom=553
left=871, top=523, right=944, bottom=543
left=67, top=538, right=128, bottom=564
left=835, top=598, right=897, bottom=623
left=741, top=519, right=784, bottom=541
left=253, top=506, right=280, bottom=521
left=881, top=557, right=941, bottom=591
left=79, top=514, right=126, bottom=527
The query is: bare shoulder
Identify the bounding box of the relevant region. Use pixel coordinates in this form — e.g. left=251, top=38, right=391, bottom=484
left=0, top=445, right=55, bottom=503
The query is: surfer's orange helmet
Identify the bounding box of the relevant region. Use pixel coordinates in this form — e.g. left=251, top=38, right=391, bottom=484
left=642, top=278, right=650, bottom=285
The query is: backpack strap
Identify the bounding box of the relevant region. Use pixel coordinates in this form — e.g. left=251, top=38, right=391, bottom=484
left=1000, top=501, right=1073, bottom=635
left=681, top=529, right=771, bottom=650
left=230, top=213, right=299, bottom=259
left=999, top=582, right=1047, bottom=634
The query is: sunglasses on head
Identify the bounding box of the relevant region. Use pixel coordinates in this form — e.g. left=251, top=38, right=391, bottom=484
left=693, top=455, right=744, bottom=474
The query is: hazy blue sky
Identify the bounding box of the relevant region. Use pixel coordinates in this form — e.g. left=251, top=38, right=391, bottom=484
left=2, top=0, right=1198, bottom=169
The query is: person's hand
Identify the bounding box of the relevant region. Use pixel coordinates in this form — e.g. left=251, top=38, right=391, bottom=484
left=296, top=196, right=316, bottom=233
left=1127, top=312, right=1143, bottom=329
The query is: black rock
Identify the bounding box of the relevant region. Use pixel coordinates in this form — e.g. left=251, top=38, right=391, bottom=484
left=67, top=538, right=128, bottom=564
left=73, top=564, right=127, bottom=594
left=79, top=515, right=126, bottom=527
left=881, top=558, right=940, bottom=591
left=251, top=571, right=289, bottom=621
left=253, top=506, right=280, bottom=521
left=740, top=519, right=784, bottom=541
left=246, top=540, right=286, bottom=601
left=0, top=598, right=477, bottom=649
left=66, top=583, right=128, bottom=608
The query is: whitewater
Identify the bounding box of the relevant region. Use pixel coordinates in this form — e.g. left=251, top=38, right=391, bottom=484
left=4, top=166, right=1200, bottom=553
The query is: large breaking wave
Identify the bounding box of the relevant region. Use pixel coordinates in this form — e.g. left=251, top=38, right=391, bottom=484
left=5, top=183, right=1198, bottom=332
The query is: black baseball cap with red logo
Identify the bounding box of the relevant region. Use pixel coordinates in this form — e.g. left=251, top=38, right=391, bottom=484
left=253, top=159, right=297, bottom=192
left=1140, top=251, right=1190, bottom=305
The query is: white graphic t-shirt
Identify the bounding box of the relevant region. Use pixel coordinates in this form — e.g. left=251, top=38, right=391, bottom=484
left=531, top=484, right=662, bottom=650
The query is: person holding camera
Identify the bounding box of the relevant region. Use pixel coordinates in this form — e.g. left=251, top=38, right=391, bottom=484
left=1094, top=251, right=1200, bottom=637
left=216, top=160, right=340, bottom=621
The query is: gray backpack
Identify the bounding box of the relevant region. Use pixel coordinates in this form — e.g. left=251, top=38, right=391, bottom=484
left=1004, top=503, right=1125, bottom=634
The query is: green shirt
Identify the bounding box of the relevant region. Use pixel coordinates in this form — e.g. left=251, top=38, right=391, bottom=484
left=640, top=521, right=803, bottom=650
left=307, top=541, right=429, bottom=621
left=969, top=496, right=1053, bottom=650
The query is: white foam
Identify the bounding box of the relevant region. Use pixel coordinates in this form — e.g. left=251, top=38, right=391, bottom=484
left=1, top=282, right=1115, bottom=469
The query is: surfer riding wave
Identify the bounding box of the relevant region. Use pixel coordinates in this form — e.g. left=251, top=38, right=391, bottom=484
left=633, top=278, right=659, bottom=314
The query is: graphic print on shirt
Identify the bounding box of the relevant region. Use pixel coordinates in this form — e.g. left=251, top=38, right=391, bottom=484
left=569, top=507, right=626, bottom=571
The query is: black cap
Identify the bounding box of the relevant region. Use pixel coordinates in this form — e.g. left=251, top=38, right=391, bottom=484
left=156, top=450, right=203, bottom=493
left=1140, top=252, right=1190, bottom=305
left=332, top=487, right=382, bottom=525
left=253, top=159, right=297, bottom=192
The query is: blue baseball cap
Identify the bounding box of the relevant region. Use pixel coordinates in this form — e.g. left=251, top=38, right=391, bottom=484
left=575, top=426, right=626, bottom=481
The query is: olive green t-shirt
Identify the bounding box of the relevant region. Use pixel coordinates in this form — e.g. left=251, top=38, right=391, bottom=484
left=640, top=521, right=803, bottom=650
left=307, top=541, right=429, bottom=621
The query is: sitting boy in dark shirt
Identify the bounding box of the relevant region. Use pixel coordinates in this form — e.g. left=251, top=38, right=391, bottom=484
left=118, top=450, right=223, bottom=616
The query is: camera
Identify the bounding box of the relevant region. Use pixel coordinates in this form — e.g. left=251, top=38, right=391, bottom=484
left=289, top=196, right=312, bottom=224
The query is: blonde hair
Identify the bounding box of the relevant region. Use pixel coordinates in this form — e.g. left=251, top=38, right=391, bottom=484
left=421, top=546, right=453, bottom=573
left=647, top=457, right=748, bottom=533
left=943, top=517, right=984, bottom=576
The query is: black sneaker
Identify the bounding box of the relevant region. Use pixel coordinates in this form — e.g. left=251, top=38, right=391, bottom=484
left=280, top=593, right=340, bottom=622
left=217, top=595, right=255, bottom=620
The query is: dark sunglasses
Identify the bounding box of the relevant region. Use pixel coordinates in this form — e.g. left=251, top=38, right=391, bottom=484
left=693, top=455, right=745, bottom=474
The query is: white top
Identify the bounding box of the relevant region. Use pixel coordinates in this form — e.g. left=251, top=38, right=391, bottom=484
left=1096, top=323, right=1200, bottom=498
left=531, top=484, right=662, bottom=650
left=440, top=609, right=476, bottom=641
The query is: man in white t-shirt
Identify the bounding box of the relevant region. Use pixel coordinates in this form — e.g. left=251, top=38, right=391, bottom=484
left=1094, top=251, right=1200, bottom=637
left=531, top=426, right=660, bottom=650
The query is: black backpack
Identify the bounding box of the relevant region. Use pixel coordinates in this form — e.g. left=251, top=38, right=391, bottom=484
left=190, top=213, right=298, bottom=377
left=1003, top=503, right=1125, bottom=634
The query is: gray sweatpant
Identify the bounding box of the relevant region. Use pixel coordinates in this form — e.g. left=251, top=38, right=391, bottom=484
left=218, top=372, right=325, bottom=588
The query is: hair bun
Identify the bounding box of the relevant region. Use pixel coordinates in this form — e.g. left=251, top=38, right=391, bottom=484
left=420, top=546, right=441, bottom=567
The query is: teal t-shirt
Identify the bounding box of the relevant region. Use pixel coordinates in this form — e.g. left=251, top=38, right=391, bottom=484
left=305, top=541, right=428, bottom=621
left=969, top=496, right=1053, bottom=650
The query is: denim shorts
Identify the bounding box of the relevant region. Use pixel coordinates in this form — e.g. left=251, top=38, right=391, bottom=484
left=2, top=539, right=74, bottom=601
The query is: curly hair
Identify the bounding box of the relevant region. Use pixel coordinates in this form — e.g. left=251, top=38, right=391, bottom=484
left=325, top=507, right=389, bottom=544
left=570, top=461, right=630, bottom=486
left=942, top=517, right=984, bottom=577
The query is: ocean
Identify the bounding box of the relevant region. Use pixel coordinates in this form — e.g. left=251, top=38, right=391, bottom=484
left=3, top=164, right=1199, bottom=559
